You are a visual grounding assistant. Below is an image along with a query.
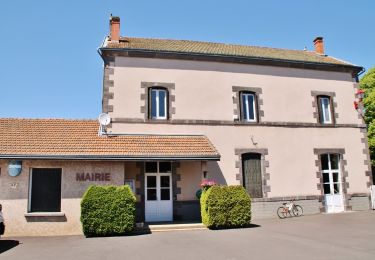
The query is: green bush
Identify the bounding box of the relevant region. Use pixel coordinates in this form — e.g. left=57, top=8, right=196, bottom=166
left=80, top=185, right=136, bottom=237
left=200, top=185, right=251, bottom=228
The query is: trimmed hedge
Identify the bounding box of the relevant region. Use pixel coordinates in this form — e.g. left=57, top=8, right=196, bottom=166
left=200, top=185, right=251, bottom=228
left=80, top=185, right=136, bottom=237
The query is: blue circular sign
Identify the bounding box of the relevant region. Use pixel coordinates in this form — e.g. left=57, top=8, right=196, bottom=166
left=8, top=160, right=22, bottom=177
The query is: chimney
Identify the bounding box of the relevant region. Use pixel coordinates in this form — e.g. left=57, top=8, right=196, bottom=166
left=109, top=15, right=120, bottom=42
left=313, top=37, right=324, bottom=55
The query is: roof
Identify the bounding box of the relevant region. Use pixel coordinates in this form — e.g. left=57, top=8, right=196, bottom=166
left=103, top=37, right=359, bottom=69
left=0, top=118, right=220, bottom=160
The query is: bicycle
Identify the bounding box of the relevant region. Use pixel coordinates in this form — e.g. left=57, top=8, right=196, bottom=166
left=277, top=199, right=303, bottom=219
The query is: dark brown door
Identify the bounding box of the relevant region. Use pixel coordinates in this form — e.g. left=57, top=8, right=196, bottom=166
left=242, top=153, right=262, bottom=198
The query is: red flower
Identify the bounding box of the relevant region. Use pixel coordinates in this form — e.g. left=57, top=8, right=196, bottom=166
left=201, top=179, right=216, bottom=188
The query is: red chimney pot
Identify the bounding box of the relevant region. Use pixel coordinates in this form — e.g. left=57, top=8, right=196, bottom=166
left=313, top=37, right=324, bottom=55
left=110, top=16, right=120, bottom=42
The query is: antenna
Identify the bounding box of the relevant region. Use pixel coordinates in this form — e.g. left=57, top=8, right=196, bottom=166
left=98, top=113, right=111, bottom=135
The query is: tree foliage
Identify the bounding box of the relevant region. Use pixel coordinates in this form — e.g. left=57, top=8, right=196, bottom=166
left=360, top=67, right=375, bottom=165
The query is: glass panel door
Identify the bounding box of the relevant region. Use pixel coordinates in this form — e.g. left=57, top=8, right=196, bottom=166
left=145, top=162, right=173, bottom=222
left=321, top=153, right=344, bottom=213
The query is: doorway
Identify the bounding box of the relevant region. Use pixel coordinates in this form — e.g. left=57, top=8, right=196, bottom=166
left=321, top=154, right=344, bottom=213
left=144, top=162, right=173, bottom=222
left=242, top=153, right=263, bottom=198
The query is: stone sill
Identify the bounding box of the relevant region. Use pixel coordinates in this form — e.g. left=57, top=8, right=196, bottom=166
left=24, top=212, right=65, bottom=217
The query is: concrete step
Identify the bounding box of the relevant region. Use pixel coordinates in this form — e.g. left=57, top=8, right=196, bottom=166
left=135, top=222, right=207, bottom=232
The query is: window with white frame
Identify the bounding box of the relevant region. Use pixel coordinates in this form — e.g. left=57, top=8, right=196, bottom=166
left=241, top=92, right=257, bottom=122
left=318, top=96, right=332, bottom=124
left=150, top=88, right=167, bottom=119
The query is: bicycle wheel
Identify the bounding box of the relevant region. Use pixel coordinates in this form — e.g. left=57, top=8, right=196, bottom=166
left=277, top=207, right=287, bottom=219
left=292, top=205, right=303, bottom=217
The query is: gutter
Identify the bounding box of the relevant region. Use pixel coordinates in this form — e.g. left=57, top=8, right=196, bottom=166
left=356, top=67, right=366, bottom=78
left=0, top=154, right=221, bottom=161
left=97, top=36, right=108, bottom=62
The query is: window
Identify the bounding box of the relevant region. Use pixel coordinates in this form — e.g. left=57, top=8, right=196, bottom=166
left=150, top=88, right=168, bottom=119
left=242, top=153, right=262, bottom=198
left=317, top=96, right=332, bottom=124
left=241, top=92, right=257, bottom=122
left=29, top=168, right=62, bottom=212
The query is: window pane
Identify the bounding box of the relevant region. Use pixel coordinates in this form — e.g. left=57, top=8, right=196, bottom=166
left=330, top=154, right=339, bottom=170
left=323, top=184, right=331, bottom=194
left=147, top=176, right=156, bottom=188
left=160, top=189, right=170, bottom=200
left=160, top=176, right=170, bottom=188
left=151, top=90, right=157, bottom=118
left=332, top=172, right=339, bottom=182
left=159, top=162, right=171, bottom=173
left=333, top=183, right=340, bottom=194
left=147, top=189, right=157, bottom=200
left=321, top=154, right=329, bottom=170
left=242, top=94, right=249, bottom=120
left=321, top=97, right=331, bottom=123
left=159, top=90, right=166, bottom=118
left=248, top=94, right=255, bottom=120
left=323, top=173, right=330, bottom=183
left=145, top=162, right=157, bottom=173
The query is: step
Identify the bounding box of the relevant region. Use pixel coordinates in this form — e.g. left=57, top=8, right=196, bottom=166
left=136, top=222, right=207, bottom=232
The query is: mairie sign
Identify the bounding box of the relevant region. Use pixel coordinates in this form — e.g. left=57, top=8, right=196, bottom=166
left=76, top=173, right=111, bottom=182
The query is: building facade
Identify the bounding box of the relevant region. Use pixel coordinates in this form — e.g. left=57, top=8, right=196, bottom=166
left=0, top=16, right=372, bottom=236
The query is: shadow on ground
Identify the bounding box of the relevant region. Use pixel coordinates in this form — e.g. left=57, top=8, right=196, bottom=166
left=209, top=223, right=261, bottom=231
left=85, top=228, right=152, bottom=238
left=0, top=240, right=20, bottom=254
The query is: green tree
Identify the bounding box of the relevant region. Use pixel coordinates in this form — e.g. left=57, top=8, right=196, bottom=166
left=360, top=67, right=375, bottom=165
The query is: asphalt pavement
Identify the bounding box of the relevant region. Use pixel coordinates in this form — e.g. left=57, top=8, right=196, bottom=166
left=1, top=211, right=374, bottom=260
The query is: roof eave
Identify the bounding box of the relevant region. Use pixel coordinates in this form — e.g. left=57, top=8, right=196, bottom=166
left=0, top=154, right=221, bottom=161
left=99, top=47, right=363, bottom=75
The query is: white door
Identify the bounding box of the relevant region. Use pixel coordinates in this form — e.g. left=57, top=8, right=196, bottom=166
left=145, top=162, right=173, bottom=222
left=321, top=154, right=344, bottom=213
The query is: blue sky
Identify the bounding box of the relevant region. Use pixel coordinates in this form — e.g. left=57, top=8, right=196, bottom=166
left=1, top=0, right=374, bottom=119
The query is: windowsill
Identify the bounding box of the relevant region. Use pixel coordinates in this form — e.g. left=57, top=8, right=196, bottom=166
left=24, top=212, right=65, bottom=217
left=145, top=119, right=171, bottom=123
left=318, top=123, right=336, bottom=126
left=234, top=120, right=259, bottom=124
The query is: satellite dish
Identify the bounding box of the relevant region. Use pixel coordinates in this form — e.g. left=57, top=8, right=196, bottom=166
left=98, top=113, right=111, bottom=126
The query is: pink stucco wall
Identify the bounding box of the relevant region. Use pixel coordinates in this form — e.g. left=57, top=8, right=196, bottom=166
left=107, top=56, right=369, bottom=198
left=109, top=57, right=360, bottom=124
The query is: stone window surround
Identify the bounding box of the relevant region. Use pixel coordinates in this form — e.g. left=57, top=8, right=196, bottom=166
left=232, top=86, right=264, bottom=123
left=313, top=148, right=351, bottom=212
left=234, top=148, right=270, bottom=198
left=140, top=82, right=176, bottom=121
left=311, top=91, right=338, bottom=125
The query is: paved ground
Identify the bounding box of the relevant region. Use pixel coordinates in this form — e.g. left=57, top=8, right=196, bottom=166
left=1, top=211, right=374, bottom=260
